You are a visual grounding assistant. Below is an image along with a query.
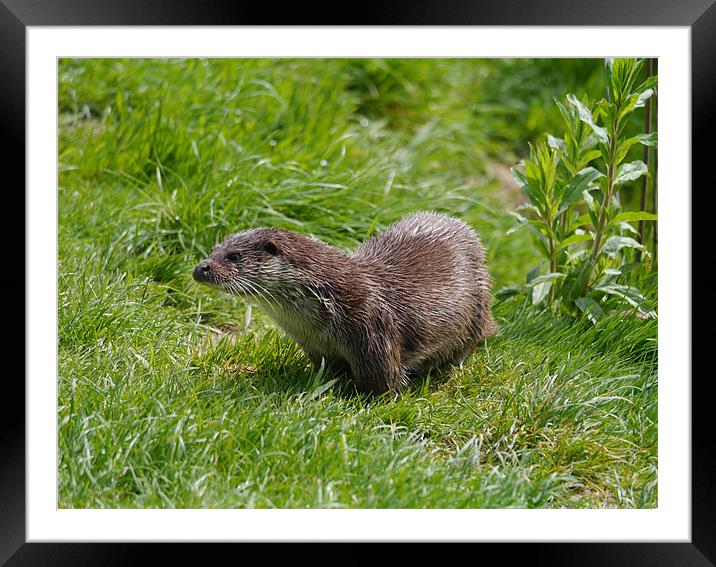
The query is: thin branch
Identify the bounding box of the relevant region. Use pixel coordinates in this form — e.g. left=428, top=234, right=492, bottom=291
left=637, top=58, right=653, bottom=263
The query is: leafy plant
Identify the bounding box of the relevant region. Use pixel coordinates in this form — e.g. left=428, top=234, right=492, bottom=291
left=499, top=58, right=658, bottom=322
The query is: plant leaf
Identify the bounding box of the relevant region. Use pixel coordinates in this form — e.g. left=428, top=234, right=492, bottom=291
left=594, top=283, right=657, bottom=319
left=506, top=223, right=528, bottom=236
left=575, top=212, right=592, bottom=227
left=636, top=132, right=658, bottom=148
left=525, top=272, right=566, bottom=287
left=575, top=296, right=603, bottom=324
left=509, top=211, right=528, bottom=223
left=495, top=285, right=524, bottom=301
left=595, top=268, right=622, bottom=287
left=547, top=134, right=565, bottom=151
left=634, top=88, right=654, bottom=109
left=532, top=281, right=552, bottom=305
left=609, top=58, right=642, bottom=103
left=614, top=137, right=643, bottom=165
left=609, top=211, right=658, bottom=227
left=618, top=88, right=654, bottom=120
left=511, top=166, right=543, bottom=211
left=595, top=98, right=616, bottom=128
left=526, top=263, right=543, bottom=284
left=506, top=211, right=529, bottom=236
left=615, top=161, right=648, bottom=185
left=619, top=221, right=640, bottom=235
left=635, top=75, right=658, bottom=94
left=561, top=259, right=594, bottom=302
left=566, top=94, right=608, bottom=143
left=558, top=167, right=604, bottom=212
left=601, top=235, right=644, bottom=256
left=557, top=233, right=593, bottom=251
left=578, top=149, right=602, bottom=168
left=515, top=203, right=541, bottom=214
left=526, top=225, right=551, bottom=257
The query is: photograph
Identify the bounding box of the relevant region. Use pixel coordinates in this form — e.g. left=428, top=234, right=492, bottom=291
left=57, top=56, right=659, bottom=510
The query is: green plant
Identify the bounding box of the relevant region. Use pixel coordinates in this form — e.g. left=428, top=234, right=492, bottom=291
left=499, top=58, right=658, bottom=322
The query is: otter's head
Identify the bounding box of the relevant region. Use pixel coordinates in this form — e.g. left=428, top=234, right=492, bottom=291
left=193, top=228, right=292, bottom=302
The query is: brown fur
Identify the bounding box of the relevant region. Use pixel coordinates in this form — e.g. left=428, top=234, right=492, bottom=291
left=193, top=211, right=496, bottom=394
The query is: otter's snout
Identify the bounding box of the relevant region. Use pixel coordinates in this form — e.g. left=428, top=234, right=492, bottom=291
left=193, top=260, right=213, bottom=283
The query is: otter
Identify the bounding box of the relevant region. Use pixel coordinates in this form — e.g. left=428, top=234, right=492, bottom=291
left=193, top=211, right=496, bottom=394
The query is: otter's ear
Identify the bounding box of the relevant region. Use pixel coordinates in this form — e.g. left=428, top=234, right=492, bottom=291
left=264, top=240, right=278, bottom=256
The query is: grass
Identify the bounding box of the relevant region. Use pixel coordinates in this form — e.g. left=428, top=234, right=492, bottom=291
left=58, top=58, right=657, bottom=508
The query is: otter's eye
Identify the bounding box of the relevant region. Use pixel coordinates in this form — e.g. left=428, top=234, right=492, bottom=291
left=226, top=252, right=241, bottom=263
left=263, top=241, right=278, bottom=256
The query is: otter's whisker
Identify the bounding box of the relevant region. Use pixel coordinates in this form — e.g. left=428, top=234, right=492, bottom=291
left=248, top=280, right=282, bottom=305
left=241, top=278, right=280, bottom=306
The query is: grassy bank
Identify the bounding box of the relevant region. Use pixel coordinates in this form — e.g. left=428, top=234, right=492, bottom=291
left=58, top=58, right=657, bottom=508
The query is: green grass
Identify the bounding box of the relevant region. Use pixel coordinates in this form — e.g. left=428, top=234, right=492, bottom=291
left=58, top=58, right=657, bottom=508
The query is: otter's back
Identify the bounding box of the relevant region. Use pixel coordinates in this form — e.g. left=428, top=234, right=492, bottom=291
left=353, top=212, right=487, bottom=284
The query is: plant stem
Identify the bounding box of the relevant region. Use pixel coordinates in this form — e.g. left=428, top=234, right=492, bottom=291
left=548, top=230, right=557, bottom=274
left=637, top=58, right=653, bottom=263
left=653, top=141, right=658, bottom=262
left=546, top=215, right=558, bottom=304
left=651, top=59, right=658, bottom=262
left=591, top=136, right=617, bottom=260
left=581, top=117, right=619, bottom=299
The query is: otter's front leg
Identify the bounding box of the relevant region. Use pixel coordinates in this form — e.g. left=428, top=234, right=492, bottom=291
left=349, top=343, right=404, bottom=395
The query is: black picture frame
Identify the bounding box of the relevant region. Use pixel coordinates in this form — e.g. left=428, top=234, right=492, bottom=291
left=3, top=1, right=713, bottom=564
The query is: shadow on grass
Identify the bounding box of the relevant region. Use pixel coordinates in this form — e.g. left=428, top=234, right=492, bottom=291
left=195, top=317, right=494, bottom=404
left=219, top=352, right=461, bottom=404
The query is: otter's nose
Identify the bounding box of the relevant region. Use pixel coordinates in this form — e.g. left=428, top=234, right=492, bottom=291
left=193, top=261, right=212, bottom=282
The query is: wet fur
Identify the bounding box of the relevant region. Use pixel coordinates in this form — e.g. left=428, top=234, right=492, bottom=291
left=194, top=212, right=496, bottom=394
